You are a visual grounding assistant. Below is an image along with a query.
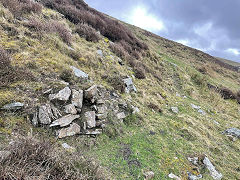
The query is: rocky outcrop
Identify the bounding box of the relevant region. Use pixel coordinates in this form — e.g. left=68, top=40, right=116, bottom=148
left=30, top=85, right=131, bottom=138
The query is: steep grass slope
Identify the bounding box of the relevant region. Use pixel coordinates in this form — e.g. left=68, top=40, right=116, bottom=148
left=0, top=0, right=240, bottom=179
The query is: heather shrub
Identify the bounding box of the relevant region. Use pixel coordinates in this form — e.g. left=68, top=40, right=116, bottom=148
left=39, top=0, right=148, bottom=59
left=26, top=18, right=72, bottom=44
left=134, top=66, right=146, bottom=79
left=109, top=42, right=129, bottom=60
left=1, top=0, right=42, bottom=17
left=51, top=21, right=72, bottom=44
left=75, top=23, right=101, bottom=42
left=0, top=138, right=98, bottom=179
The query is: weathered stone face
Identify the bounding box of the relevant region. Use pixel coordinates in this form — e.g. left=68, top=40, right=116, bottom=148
left=203, top=157, right=222, bottom=180
left=50, top=114, right=80, bottom=127
left=70, top=66, right=88, bottom=79
left=64, top=104, right=77, bottom=115
left=38, top=104, right=52, bottom=125
left=123, top=78, right=137, bottom=93
left=85, top=85, right=98, bottom=103
left=84, top=111, right=96, bottom=128
left=58, top=123, right=81, bottom=139
left=1, top=102, right=24, bottom=110
left=223, top=128, right=240, bottom=138
left=71, top=89, right=83, bottom=109
left=49, top=87, right=71, bottom=102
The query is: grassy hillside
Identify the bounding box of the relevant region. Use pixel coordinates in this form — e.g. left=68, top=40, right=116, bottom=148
left=0, top=0, right=240, bottom=179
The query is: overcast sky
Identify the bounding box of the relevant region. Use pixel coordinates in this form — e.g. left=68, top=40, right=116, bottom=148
left=85, top=0, right=240, bottom=63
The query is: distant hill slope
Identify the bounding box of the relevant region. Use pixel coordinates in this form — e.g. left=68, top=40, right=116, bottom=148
left=216, top=57, right=240, bottom=68
left=0, top=0, right=240, bottom=179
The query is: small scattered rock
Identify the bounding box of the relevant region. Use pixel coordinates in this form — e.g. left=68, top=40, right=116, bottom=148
left=71, top=89, right=83, bottom=109
left=84, top=111, right=96, bottom=128
left=203, top=157, right=222, bottom=180
left=132, top=106, right=140, bottom=114
left=188, top=157, right=199, bottom=166
left=49, top=87, right=71, bottom=102
left=70, top=66, right=88, bottom=79
left=97, top=49, right=103, bottom=57
left=96, top=113, right=107, bottom=120
left=64, top=104, right=77, bottom=115
left=191, top=104, right=201, bottom=110
left=123, top=77, right=137, bottom=93
left=84, top=129, right=102, bottom=135
left=223, top=128, right=240, bottom=138
left=85, top=85, right=98, bottom=103
left=1, top=102, right=24, bottom=110
left=171, top=107, right=179, bottom=114
left=96, top=99, right=104, bottom=105
left=58, top=123, right=81, bottom=138
left=143, top=171, right=154, bottom=179
left=117, top=112, right=126, bottom=119
left=0, top=151, right=11, bottom=161
left=50, top=114, right=80, bottom=127
left=149, top=131, right=156, bottom=135
left=176, top=93, right=181, bottom=97
left=168, top=173, right=181, bottom=180
left=62, top=143, right=76, bottom=152
left=187, top=172, right=202, bottom=180
left=31, top=112, right=39, bottom=126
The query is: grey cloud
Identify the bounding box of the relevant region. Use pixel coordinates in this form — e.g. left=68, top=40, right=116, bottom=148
left=85, top=0, right=240, bottom=62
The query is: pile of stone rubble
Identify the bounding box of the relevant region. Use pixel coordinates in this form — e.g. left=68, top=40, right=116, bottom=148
left=29, top=85, right=132, bottom=138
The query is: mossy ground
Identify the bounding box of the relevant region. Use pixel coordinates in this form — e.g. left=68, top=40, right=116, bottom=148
left=0, top=3, right=240, bottom=179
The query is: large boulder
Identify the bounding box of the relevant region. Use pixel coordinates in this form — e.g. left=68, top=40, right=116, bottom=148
left=70, top=66, right=88, bottom=79
left=1, top=102, right=24, bottom=110
left=71, top=89, right=83, bottom=109
left=49, top=87, right=71, bottom=102
left=84, top=111, right=96, bottom=128
left=50, top=114, right=80, bottom=127
left=58, top=123, right=81, bottom=138
left=123, top=78, right=137, bottom=93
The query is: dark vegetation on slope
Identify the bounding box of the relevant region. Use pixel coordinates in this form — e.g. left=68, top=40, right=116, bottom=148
left=1, top=0, right=42, bottom=17
left=208, top=84, right=240, bottom=104
left=38, top=0, right=148, bottom=59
